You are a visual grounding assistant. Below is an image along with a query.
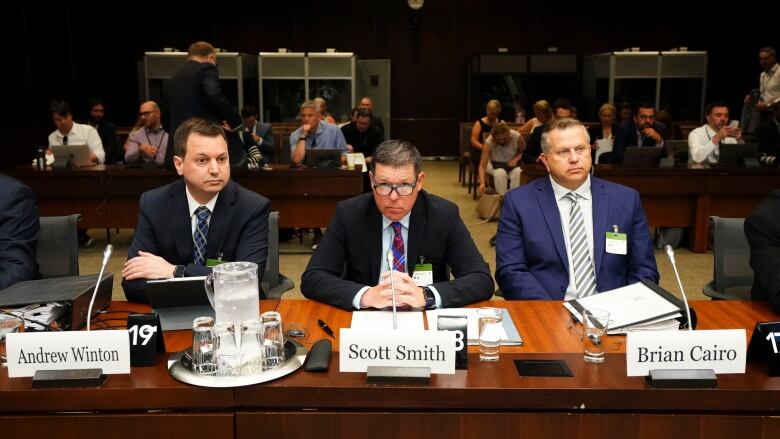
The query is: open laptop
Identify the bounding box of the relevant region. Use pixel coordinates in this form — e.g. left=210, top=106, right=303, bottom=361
left=718, top=142, right=759, bottom=167
left=51, top=144, right=93, bottom=167
left=622, top=146, right=663, bottom=167
left=145, top=276, right=213, bottom=331
left=303, top=148, right=343, bottom=169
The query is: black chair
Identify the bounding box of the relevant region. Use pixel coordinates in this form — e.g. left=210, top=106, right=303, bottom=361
left=262, top=211, right=295, bottom=299
left=702, top=216, right=752, bottom=300
left=37, top=214, right=81, bottom=278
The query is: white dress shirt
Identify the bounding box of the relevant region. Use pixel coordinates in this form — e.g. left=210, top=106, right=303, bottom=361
left=549, top=175, right=594, bottom=301
left=48, top=122, right=106, bottom=164
left=761, top=63, right=780, bottom=108
left=688, top=124, right=739, bottom=165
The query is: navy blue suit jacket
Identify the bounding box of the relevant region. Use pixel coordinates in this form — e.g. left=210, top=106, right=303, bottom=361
left=496, top=176, right=659, bottom=300
left=0, top=174, right=39, bottom=290
left=122, top=179, right=270, bottom=303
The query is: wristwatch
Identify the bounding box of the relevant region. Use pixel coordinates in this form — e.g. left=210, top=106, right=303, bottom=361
left=422, top=286, right=436, bottom=309
left=173, top=265, right=186, bottom=278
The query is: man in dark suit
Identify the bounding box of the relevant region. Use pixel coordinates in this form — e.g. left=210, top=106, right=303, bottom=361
left=755, top=103, right=780, bottom=157
left=163, top=41, right=242, bottom=169
left=301, top=140, right=493, bottom=310
left=84, top=98, right=120, bottom=164
left=496, top=118, right=658, bottom=300
left=611, top=103, right=667, bottom=163
left=0, top=174, right=39, bottom=290
left=237, top=105, right=275, bottom=165
left=122, top=118, right=270, bottom=303
left=745, top=190, right=780, bottom=312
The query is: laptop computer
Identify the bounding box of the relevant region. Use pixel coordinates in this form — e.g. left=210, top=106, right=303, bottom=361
left=51, top=144, right=93, bottom=168
left=718, top=143, right=759, bottom=167
left=622, top=146, right=663, bottom=167
left=145, top=276, right=213, bottom=331
left=303, top=148, right=343, bottom=169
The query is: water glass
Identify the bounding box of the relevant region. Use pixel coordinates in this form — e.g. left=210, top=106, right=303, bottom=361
left=240, top=319, right=264, bottom=375
left=191, top=316, right=216, bottom=375
left=261, top=311, right=285, bottom=369
left=582, top=309, right=610, bottom=364
left=214, top=322, right=240, bottom=377
left=477, top=308, right=503, bottom=361
left=0, top=313, right=24, bottom=367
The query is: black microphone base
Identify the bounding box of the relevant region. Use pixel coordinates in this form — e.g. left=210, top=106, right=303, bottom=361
left=32, top=368, right=106, bottom=388
left=367, top=366, right=431, bottom=386
left=646, top=369, right=717, bottom=388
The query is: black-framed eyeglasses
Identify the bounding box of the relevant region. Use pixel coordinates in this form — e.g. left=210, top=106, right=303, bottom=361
left=372, top=177, right=418, bottom=196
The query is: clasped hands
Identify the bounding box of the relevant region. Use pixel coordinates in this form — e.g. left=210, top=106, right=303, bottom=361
left=360, top=270, right=425, bottom=309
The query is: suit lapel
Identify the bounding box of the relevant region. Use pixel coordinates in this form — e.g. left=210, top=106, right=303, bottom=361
left=406, top=193, right=427, bottom=276
left=591, top=177, right=609, bottom=276
left=170, top=181, right=193, bottom=263
left=367, top=201, right=383, bottom=282
left=535, top=179, right=569, bottom=271
left=206, top=182, right=237, bottom=259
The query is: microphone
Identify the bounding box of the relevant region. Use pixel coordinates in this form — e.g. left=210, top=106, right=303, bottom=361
left=387, top=251, right=398, bottom=330
left=87, top=244, right=113, bottom=331
left=664, top=245, right=693, bottom=331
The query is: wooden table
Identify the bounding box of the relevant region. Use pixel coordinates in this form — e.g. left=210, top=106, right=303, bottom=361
left=5, top=165, right=363, bottom=229
left=2, top=299, right=779, bottom=438
left=521, top=164, right=780, bottom=252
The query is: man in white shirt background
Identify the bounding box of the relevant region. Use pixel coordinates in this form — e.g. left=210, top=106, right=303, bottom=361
left=47, top=99, right=105, bottom=164
left=688, top=102, right=743, bottom=165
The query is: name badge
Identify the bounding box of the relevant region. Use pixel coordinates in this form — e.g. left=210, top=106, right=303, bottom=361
left=6, top=331, right=131, bottom=378
left=605, top=232, right=627, bottom=255
left=412, top=264, right=433, bottom=286
left=626, top=329, right=746, bottom=376
left=340, top=328, right=456, bottom=374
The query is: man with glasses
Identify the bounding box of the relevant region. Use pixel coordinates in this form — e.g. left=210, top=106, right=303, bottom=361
left=301, top=139, right=493, bottom=310
left=125, top=101, right=169, bottom=164
left=164, top=41, right=241, bottom=169
left=496, top=118, right=658, bottom=300
left=611, top=102, right=667, bottom=164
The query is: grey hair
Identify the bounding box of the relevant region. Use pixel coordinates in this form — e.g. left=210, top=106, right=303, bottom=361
left=300, top=100, right=320, bottom=114
left=371, top=139, right=422, bottom=175
left=540, top=118, right=591, bottom=153
left=760, top=47, right=776, bottom=58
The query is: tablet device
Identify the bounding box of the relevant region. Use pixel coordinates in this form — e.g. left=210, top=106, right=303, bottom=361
left=145, top=276, right=213, bottom=331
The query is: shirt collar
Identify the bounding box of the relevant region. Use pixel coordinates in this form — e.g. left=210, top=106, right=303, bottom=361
left=382, top=212, right=411, bottom=231
left=550, top=174, right=591, bottom=201
left=185, top=186, right=219, bottom=218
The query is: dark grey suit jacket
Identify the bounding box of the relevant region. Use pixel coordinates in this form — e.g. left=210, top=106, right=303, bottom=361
left=301, top=191, right=494, bottom=310
left=0, top=174, right=39, bottom=290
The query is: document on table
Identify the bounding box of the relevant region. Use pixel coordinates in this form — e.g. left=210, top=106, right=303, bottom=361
left=426, top=308, right=523, bottom=345
left=350, top=310, right=425, bottom=330
left=595, top=138, right=614, bottom=163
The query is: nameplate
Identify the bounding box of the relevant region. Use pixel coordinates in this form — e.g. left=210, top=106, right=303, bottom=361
left=340, top=329, right=456, bottom=374
left=5, top=331, right=131, bottom=378
left=626, top=329, right=746, bottom=376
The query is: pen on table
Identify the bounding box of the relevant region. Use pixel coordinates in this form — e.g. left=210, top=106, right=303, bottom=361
left=317, top=319, right=336, bottom=339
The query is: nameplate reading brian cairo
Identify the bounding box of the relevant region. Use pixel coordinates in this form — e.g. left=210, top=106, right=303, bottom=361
left=626, top=329, right=746, bottom=377
left=5, top=331, right=131, bottom=378
left=340, top=329, right=457, bottom=374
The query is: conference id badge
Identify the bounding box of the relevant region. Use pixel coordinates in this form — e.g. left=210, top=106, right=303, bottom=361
left=605, top=232, right=627, bottom=255
left=413, top=264, right=433, bottom=286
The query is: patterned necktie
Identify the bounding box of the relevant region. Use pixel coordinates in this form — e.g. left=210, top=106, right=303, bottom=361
left=390, top=222, right=405, bottom=272
left=565, top=192, right=597, bottom=298
left=193, top=206, right=211, bottom=266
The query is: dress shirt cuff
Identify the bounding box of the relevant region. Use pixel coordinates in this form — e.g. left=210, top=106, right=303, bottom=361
left=427, top=285, right=443, bottom=309
left=352, top=286, right=371, bottom=309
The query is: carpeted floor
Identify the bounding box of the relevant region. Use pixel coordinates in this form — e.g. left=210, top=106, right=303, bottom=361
left=81, top=160, right=713, bottom=302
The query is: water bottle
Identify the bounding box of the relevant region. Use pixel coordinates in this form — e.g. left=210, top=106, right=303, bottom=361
left=36, top=148, right=45, bottom=170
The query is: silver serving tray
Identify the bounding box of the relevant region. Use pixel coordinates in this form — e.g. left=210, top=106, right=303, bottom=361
left=168, top=340, right=308, bottom=387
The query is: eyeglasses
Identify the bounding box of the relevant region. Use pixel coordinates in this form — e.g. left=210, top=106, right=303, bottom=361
left=372, top=177, right=418, bottom=196
left=549, top=145, right=589, bottom=160
left=139, top=111, right=155, bottom=117
left=637, top=114, right=655, bottom=120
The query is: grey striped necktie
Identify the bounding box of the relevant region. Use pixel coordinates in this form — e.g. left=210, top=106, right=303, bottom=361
left=565, top=192, right=597, bottom=298
left=193, top=206, right=211, bottom=266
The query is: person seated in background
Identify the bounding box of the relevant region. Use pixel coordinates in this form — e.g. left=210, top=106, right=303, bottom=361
left=478, top=121, right=525, bottom=195
left=121, top=117, right=270, bottom=303
left=359, top=96, right=385, bottom=135
left=688, top=102, right=743, bottom=165
left=237, top=105, right=275, bottom=166
left=517, top=100, right=553, bottom=134
left=124, top=101, right=169, bottom=165
left=0, top=173, right=39, bottom=290
left=341, top=108, right=384, bottom=164
left=290, top=100, right=349, bottom=166
left=588, top=103, right=617, bottom=164
left=470, top=100, right=504, bottom=174
left=522, top=98, right=574, bottom=164
left=618, top=101, right=633, bottom=124
left=611, top=102, right=667, bottom=164
left=301, top=139, right=493, bottom=310
left=47, top=99, right=105, bottom=165
left=655, top=109, right=683, bottom=140
left=496, top=118, right=658, bottom=300
left=756, top=103, right=780, bottom=158
left=84, top=98, right=120, bottom=164
left=313, top=97, right=337, bottom=124
left=745, top=189, right=780, bottom=312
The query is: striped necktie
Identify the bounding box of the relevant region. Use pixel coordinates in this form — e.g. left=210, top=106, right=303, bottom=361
left=565, top=192, right=597, bottom=298
left=390, top=222, right=405, bottom=272
left=193, top=206, right=211, bottom=266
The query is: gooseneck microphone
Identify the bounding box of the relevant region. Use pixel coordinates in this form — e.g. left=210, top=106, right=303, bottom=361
left=87, top=244, right=113, bottom=331
left=387, top=251, right=398, bottom=330
left=664, top=245, right=693, bottom=331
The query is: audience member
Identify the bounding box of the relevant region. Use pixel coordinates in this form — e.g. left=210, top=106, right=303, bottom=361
left=611, top=103, right=667, bottom=164
left=470, top=99, right=504, bottom=171
left=313, top=97, right=337, bottom=124
left=359, top=96, right=385, bottom=135
left=124, top=101, right=169, bottom=164
left=517, top=100, right=552, bottom=134
left=47, top=99, right=105, bottom=164
left=290, top=100, right=348, bottom=166
left=477, top=121, right=525, bottom=195
left=237, top=105, right=275, bottom=166
left=84, top=99, right=120, bottom=163
left=745, top=47, right=780, bottom=126
left=341, top=108, right=384, bottom=162
left=522, top=98, right=574, bottom=164
left=688, top=102, right=743, bottom=165
left=588, top=103, right=617, bottom=163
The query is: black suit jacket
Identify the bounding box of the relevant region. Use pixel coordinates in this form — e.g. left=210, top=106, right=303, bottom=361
left=745, top=190, right=780, bottom=312
left=121, top=179, right=270, bottom=303
left=301, top=191, right=494, bottom=310
left=164, top=60, right=242, bottom=167
left=755, top=119, right=780, bottom=156
left=0, top=174, right=39, bottom=290
left=612, top=120, right=667, bottom=163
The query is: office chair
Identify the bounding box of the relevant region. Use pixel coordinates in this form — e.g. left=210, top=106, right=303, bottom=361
left=702, top=216, right=753, bottom=300
left=37, top=214, right=81, bottom=278
left=262, top=211, right=295, bottom=299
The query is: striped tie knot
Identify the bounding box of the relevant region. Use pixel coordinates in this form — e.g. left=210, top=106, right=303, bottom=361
left=565, top=191, right=597, bottom=298
left=193, top=206, right=211, bottom=266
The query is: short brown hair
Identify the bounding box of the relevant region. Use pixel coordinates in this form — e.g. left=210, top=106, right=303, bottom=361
left=174, top=117, right=227, bottom=157
left=188, top=41, right=216, bottom=58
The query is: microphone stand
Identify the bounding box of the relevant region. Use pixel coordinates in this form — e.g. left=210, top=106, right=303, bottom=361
left=387, top=251, right=397, bottom=330
left=87, top=244, right=113, bottom=331
left=664, top=245, right=693, bottom=331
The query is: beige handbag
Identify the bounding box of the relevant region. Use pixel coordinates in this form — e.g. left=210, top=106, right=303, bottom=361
left=475, top=190, right=503, bottom=222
